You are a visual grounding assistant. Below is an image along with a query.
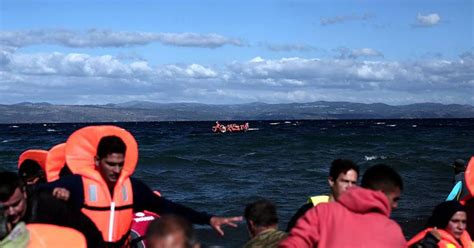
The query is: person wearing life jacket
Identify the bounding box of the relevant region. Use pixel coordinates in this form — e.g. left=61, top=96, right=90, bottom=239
left=286, top=159, right=359, bottom=231
left=408, top=201, right=472, bottom=248
left=280, top=164, right=406, bottom=248
left=18, top=150, right=48, bottom=186
left=41, top=125, right=242, bottom=247
left=446, top=159, right=470, bottom=201
left=0, top=171, right=103, bottom=247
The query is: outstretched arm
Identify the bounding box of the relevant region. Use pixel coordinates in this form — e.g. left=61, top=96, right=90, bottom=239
left=209, top=216, right=243, bottom=236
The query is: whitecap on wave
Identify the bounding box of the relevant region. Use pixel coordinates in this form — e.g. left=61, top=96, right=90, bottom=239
left=46, top=128, right=56, bottom=132
left=364, top=155, right=387, bottom=161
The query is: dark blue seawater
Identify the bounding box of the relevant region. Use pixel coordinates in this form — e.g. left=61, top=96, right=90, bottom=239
left=1, top=119, right=473, bottom=247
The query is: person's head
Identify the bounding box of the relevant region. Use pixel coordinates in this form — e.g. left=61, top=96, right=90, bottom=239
left=426, top=201, right=467, bottom=240
left=146, top=215, right=200, bottom=248
left=244, top=199, right=279, bottom=238
left=328, top=159, right=359, bottom=200
left=18, top=159, right=45, bottom=185
left=453, top=159, right=467, bottom=175
left=95, top=136, right=126, bottom=187
left=0, top=172, right=27, bottom=226
left=361, top=164, right=403, bottom=210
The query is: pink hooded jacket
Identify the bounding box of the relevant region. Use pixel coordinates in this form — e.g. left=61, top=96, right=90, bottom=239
left=280, top=187, right=407, bottom=248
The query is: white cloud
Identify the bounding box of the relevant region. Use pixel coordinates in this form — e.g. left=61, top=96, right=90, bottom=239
left=0, top=49, right=473, bottom=105
left=335, top=47, right=384, bottom=59
left=320, top=13, right=375, bottom=26
left=262, top=43, right=317, bottom=52
left=415, top=13, right=441, bottom=27
left=0, top=29, right=243, bottom=48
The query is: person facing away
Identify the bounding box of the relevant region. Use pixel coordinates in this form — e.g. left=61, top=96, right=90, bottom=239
left=0, top=171, right=101, bottom=247
left=286, top=159, right=359, bottom=231
left=243, top=199, right=287, bottom=248
left=279, top=164, right=406, bottom=248
left=41, top=125, right=241, bottom=247
left=145, top=215, right=200, bottom=248
left=446, top=159, right=470, bottom=201
left=408, top=201, right=472, bottom=248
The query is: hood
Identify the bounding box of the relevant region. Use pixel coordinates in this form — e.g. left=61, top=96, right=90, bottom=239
left=337, top=187, right=391, bottom=216
left=45, top=143, right=66, bottom=182
left=18, top=150, right=48, bottom=170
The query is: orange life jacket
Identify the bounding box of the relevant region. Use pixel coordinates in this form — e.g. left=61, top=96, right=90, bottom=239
left=18, top=150, right=48, bottom=170
left=465, top=157, right=474, bottom=198
left=26, top=223, right=87, bottom=248
left=45, top=143, right=66, bottom=182
left=408, top=228, right=472, bottom=248
left=65, top=125, right=139, bottom=245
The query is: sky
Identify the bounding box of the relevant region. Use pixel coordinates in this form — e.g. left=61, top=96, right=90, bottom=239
left=0, top=0, right=473, bottom=105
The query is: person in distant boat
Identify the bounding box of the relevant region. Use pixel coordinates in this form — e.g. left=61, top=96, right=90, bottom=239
left=243, top=199, right=287, bottom=248
left=41, top=125, right=242, bottom=247
left=408, top=201, right=472, bottom=248
left=286, top=159, right=359, bottom=231
left=280, top=164, right=406, bottom=248
left=145, top=215, right=200, bottom=248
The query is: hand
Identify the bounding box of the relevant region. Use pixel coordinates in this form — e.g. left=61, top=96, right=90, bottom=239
left=52, top=187, right=70, bottom=201
left=209, top=216, right=243, bottom=236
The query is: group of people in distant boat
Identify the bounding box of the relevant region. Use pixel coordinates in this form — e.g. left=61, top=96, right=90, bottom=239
left=212, top=121, right=249, bottom=133
left=1, top=124, right=473, bottom=248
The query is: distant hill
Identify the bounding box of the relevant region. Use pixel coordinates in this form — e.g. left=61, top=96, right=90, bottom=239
left=1, top=101, right=473, bottom=123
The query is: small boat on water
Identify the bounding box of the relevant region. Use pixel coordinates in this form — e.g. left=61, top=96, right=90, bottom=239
left=212, top=121, right=249, bottom=133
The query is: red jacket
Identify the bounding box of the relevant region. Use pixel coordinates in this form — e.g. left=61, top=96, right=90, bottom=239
left=279, top=187, right=407, bottom=248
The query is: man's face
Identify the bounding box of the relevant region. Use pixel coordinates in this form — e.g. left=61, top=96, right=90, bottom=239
left=0, top=188, right=27, bottom=226
left=385, top=187, right=401, bottom=210
left=96, top=153, right=125, bottom=185
left=148, top=231, right=187, bottom=248
left=329, top=169, right=358, bottom=199
left=446, top=211, right=467, bottom=239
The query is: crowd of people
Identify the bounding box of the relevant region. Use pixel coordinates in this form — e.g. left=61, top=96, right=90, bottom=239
left=0, top=124, right=473, bottom=248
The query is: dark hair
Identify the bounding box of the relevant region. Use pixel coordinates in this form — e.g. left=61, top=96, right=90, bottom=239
left=0, top=203, right=7, bottom=240
left=59, top=164, right=72, bottom=178
left=361, top=164, right=403, bottom=193
left=453, top=159, right=466, bottom=175
left=18, top=159, right=45, bottom=183
left=0, top=171, right=25, bottom=201
left=96, top=136, right=126, bottom=159
left=426, top=201, right=465, bottom=229
left=329, top=159, right=359, bottom=180
left=244, top=199, right=279, bottom=227
left=146, top=215, right=198, bottom=248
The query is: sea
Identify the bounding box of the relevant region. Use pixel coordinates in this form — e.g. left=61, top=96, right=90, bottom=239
left=1, top=119, right=473, bottom=247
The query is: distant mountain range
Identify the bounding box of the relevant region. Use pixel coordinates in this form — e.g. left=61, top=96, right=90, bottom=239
left=1, top=101, right=473, bottom=123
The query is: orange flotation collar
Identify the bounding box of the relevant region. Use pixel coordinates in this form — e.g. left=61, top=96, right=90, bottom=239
left=465, top=156, right=474, bottom=197
left=65, top=125, right=138, bottom=186
left=18, top=150, right=48, bottom=170
left=45, top=143, right=66, bottom=182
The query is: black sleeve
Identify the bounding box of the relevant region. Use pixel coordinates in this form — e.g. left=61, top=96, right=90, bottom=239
left=286, top=203, right=313, bottom=232
left=38, top=174, right=85, bottom=208
left=26, top=190, right=103, bottom=248
left=131, top=178, right=212, bottom=225
left=409, top=231, right=439, bottom=248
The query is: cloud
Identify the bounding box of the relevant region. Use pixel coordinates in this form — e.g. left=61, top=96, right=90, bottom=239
left=414, top=13, right=441, bottom=27
left=320, top=13, right=375, bottom=26
left=261, top=43, right=318, bottom=52
left=0, top=29, right=243, bottom=48
left=0, top=48, right=473, bottom=105
left=335, top=47, right=384, bottom=59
